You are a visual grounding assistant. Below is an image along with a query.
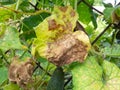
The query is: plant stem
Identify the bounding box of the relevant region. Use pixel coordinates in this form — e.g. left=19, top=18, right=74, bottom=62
left=35, top=0, right=41, bottom=10
left=15, top=0, right=20, bottom=10
left=74, top=0, right=78, bottom=11
left=29, top=2, right=39, bottom=10
left=14, top=0, right=20, bottom=20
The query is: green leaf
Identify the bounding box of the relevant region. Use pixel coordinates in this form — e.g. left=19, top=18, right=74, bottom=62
left=36, top=0, right=63, bottom=10
left=0, top=66, right=8, bottom=85
left=71, top=56, right=120, bottom=90
left=3, top=83, right=20, bottom=90
left=47, top=67, right=64, bottom=90
left=0, top=26, right=23, bottom=52
left=110, top=57, right=120, bottom=68
left=77, top=0, right=94, bottom=24
left=50, top=0, right=63, bottom=5
left=91, top=11, right=98, bottom=29
left=101, top=44, right=120, bottom=57
left=0, top=8, right=14, bottom=22
left=0, top=23, right=6, bottom=37
left=20, top=12, right=50, bottom=40
left=103, top=7, right=114, bottom=23
left=19, top=0, right=35, bottom=12
left=0, top=0, right=17, bottom=5
left=103, top=2, right=113, bottom=8
left=93, top=0, right=103, bottom=6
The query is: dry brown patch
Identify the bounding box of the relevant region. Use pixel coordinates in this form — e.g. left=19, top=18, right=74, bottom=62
left=48, top=19, right=58, bottom=30
left=8, top=57, right=34, bottom=89
left=46, top=33, right=87, bottom=66
left=59, top=6, right=68, bottom=12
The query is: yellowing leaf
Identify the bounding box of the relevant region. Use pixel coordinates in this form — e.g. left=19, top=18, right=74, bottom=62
left=71, top=56, right=120, bottom=90
left=32, top=6, right=91, bottom=66
left=0, top=26, right=24, bottom=52
left=32, top=6, right=79, bottom=57
left=3, top=83, right=20, bottom=90
left=0, top=8, right=14, bottom=22
left=34, top=6, right=78, bottom=41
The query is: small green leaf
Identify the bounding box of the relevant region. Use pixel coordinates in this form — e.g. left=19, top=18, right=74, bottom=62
left=0, top=26, right=23, bottom=52
left=103, top=7, right=114, bottom=23
left=0, top=0, right=16, bottom=5
left=0, top=66, right=8, bottom=85
left=77, top=0, right=94, bottom=24
left=19, top=1, right=35, bottom=12
left=47, top=67, right=64, bottom=90
left=3, top=83, right=20, bottom=90
left=71, top=56, right=120, bottom=90
left=101, top=44, right=120, bottom=57
left=103, top=2, right=113, bottom=8
left=20, top=12, right=50, bottom=40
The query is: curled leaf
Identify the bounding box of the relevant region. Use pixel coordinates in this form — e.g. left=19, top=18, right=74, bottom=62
left=46, top=31, right=90, bottom=66
left=8, top=57, right=35, bottom=89
left=32, top=6, right=91, bottom=66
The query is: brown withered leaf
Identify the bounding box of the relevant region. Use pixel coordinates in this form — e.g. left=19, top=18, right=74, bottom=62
left=70, top=10, right=75, bottom=17
left=8, top=57, right=34, bottom=89
left=46, top=32, right=88, bottom=66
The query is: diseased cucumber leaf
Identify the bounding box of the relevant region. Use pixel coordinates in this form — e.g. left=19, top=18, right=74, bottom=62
left=71, top=56, right=120, bottom=90
left=32, top=6, right=79, bottom=58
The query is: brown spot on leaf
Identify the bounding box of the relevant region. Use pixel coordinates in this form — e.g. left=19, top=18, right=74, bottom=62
left=61, top=21, right=73, bottom=31
left=66, top=21, right=73, bottom=31
left=48, top=19, right=58, bottom=30
left=8, top=57, right=34, bottom=89
left=62, top=15, right=66, bottom=19
left=46, top=33, right=88, bottom=66
left=70, top=10, right=75, bottom=17
left=59, top=6, right=68, bottom=12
